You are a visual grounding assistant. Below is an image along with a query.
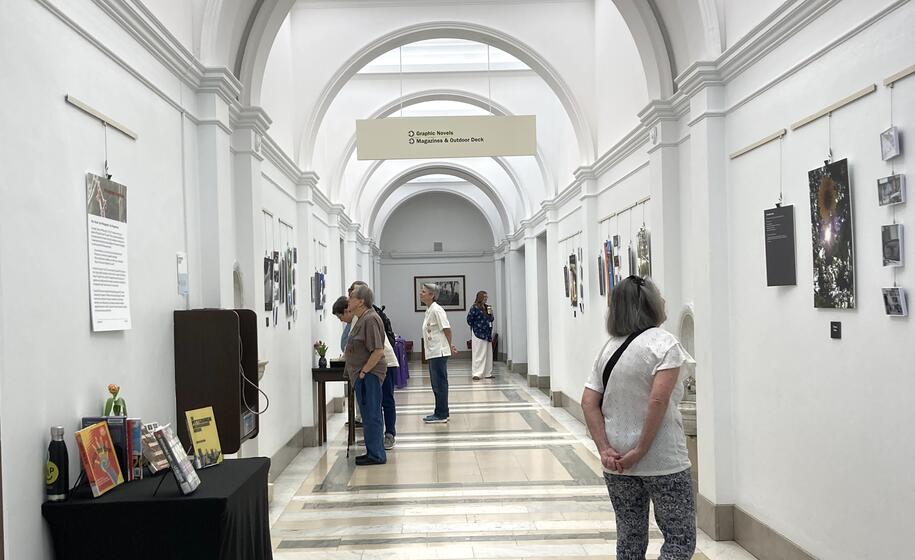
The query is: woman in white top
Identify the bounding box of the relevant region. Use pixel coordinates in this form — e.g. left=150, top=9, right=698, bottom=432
left=419, top=283, right=458, bottom=423
left=581, top=275, right=695, bottom=560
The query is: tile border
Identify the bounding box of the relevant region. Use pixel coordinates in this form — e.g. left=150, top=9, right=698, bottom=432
left=734, top=506, right=817, bottom=560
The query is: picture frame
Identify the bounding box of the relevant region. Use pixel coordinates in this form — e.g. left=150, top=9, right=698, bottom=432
left=882, top=224, right=904, bottom=267
left=877, top=174, right=906, bottom=206
left=880, top=126, right=901, bottom=161
left=415, top=275, right=466, bottom=312
left=882, top=287, right=908, bottom=317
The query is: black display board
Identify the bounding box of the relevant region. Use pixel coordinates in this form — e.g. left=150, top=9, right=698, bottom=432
left=764, top=205, right=797, bottom=286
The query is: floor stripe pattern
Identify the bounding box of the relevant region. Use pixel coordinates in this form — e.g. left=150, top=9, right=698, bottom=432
left=269, top=361, right=755, bottom=560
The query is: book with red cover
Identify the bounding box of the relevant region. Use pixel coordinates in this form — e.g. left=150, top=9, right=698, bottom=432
left=74, top=421, right=124, bottom=497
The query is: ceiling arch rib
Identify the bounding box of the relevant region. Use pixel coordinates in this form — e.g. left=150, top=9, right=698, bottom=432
left=354, top=158, right=520, bottom=227
left=364, top=163, right=513, bottom=241
left=296, top=21, right=595, bottom=169
left=329, top=89, right=553, bottom=206
left=373, top=183, right=504, bottom=244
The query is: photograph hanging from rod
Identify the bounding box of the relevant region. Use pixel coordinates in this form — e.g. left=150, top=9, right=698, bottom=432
left=637, top=226, right=652, bottom=278
left=264, top=256, right=274, bottom=312
left=569, top=254, right=578, bottom=308
left=882, top=287, right=908, bottom=317
left=880, top=126, right=901, bottom=161
left=808, top=159, right=855, bottom=309
left=882, top=224, right=904, bottom=267
left=877, top=174, right=906, bottom=206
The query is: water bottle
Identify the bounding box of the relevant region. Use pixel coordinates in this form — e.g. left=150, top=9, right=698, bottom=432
left=46, top=426, right=69, bottom=501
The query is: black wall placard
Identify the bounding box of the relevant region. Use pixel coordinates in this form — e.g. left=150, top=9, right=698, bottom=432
left=764, top=205, right=797, bottom=286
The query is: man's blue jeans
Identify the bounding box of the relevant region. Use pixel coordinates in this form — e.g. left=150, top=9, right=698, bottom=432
left=428, top=357, right=449, bottom=418
left=383, top=367, right=397, bottom=436
left=354, top=374, right=386, bottom=463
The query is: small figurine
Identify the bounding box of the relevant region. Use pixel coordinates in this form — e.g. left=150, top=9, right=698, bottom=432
left=104, top=383, right=127, bottom=416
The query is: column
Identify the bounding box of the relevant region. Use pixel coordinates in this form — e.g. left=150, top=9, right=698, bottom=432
left=195, top=70, right=239, bottom=308
left=542, top=202, right=560, bottom=393
left=578, top=176, right=603, bottom=336
left=297, top=175, right=318, bottom=435
left=523, top=225, right=540, bottom=379
left=506, top=240, right=527, bottom=373
left=686, top=72, right=735, bottom=517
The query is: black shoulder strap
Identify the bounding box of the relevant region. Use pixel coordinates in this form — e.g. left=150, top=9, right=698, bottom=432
left=601, top=328, right=652, bottom=393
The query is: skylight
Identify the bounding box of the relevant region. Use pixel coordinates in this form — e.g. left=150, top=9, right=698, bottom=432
left=359, top=39, right=528, bottom=74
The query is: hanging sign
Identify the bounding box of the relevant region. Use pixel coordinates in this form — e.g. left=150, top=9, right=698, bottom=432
left=86, top=173, right=132, bottom=331
left=764, top=205, right=797, bottom=287
left=356, top=115, right=536, bottom=160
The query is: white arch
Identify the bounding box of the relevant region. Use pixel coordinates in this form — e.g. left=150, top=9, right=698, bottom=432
left=365, top=163, right=513, bottom=237
left=297, top=21, right=596, bottom=168
left=374, top=185, right=503, bottom=244
left=330, top=89, right=554, bottom=205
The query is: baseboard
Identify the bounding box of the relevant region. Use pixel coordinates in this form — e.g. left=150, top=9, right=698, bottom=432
left=528, top=373, right=539, bottom=387
left=302, top=426, right=319, bottom=448
left=697, top=494, right=734, bottom=541
left=268, top=427, right=306, bottom=483
left=538, top=375, right=550, bottom=395
left=552, top=390, right=585, bottom=423
left=496, top=352, right=507, bottom=362
left=734, top=507, right=817, bottom=560
left=511, top=362, right=528, bottom=374
left=331, top=396, right=344, bottom=413
left=507, top=359, right=512, bottom=368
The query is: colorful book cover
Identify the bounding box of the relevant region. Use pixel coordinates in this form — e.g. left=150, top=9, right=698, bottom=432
left=126, top=418, right=144, bottom=480
left=75, top=421, right=124, bottom=497
left=184, top=406, right=223, bottom=469
left=81, top=416, right=129, bottom=482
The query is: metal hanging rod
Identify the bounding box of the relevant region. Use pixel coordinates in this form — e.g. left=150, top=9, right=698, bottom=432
left=789, top=84, right=876, bottom=131
left=884, top=63, right=915, bottom=87
left=557, top=230, right=582, bottom=244
left=65, top=95, right=137, bottom=140
left=598, top=196, right=651, bottom=224
left=729, top=129, right=787, bottom=160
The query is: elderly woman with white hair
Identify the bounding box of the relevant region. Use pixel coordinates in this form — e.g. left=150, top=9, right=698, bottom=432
left=419, top=282, right=458, bottom=423
left=581, top=275, right=696, bottom=559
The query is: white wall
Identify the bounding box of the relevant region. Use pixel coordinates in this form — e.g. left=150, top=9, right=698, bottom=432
left=0, top=2, right=197, bottom=558
left=720, top=2, right=915, bottom=557
left=378, top=192, right=497, bottom=350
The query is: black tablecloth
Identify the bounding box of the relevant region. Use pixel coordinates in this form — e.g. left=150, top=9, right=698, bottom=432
left=42, top=457, right=272, bottom=560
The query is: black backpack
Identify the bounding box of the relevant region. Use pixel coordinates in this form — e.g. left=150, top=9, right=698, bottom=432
left=373, top=304, right=396, bottom=348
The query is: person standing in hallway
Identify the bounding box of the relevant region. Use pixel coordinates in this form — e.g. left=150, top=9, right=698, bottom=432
left=466, top=290, right=494, bottom=380
left=350, top=281, right=398, bottom=449
left=420, top=283, right=457, bottom=423
left=581, top=276, right=696, bottom=560
left=343, top=285, right=388, bottom=465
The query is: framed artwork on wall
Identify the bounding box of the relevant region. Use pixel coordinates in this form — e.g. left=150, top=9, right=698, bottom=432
left=808, top=159, right=855, bottom=309
left=415, top=275, right=466, bottom=312
left=877, top=174, right=906, bottom=206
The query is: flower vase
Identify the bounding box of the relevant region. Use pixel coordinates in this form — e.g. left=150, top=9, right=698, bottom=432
left=318, top=356, right=327, bottom=368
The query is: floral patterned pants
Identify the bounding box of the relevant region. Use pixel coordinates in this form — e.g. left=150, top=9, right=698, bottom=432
left=603, top=468, right=696, bottom=560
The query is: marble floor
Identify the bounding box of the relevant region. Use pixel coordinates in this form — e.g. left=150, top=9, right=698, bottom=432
left=269, top=361, right=756, bottom=560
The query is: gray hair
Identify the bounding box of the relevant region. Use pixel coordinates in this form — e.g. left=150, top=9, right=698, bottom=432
left=606, top=276, right=666, bottom=336
left=350, top=284, right=374, bottom=308
left=421, top=282, right=440, bottom=299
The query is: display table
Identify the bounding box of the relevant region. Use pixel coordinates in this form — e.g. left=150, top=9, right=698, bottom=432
left=42, top=457, right=272, bottom=560
left=313, top=366, right=355, bottom=445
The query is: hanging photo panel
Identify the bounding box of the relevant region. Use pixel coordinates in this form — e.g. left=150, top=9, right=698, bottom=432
left=882, top=287, right=908, bottom=317
left=808, top=159, right=855, bottom=309
left=764, top=205, right=797, bottom=286
left=877, top=174, right=906, bottom=206
left=882, top=224, right=904, bottom=267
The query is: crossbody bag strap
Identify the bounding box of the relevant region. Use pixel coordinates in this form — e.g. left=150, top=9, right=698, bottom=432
left=600, top=327, right=652, bottom=401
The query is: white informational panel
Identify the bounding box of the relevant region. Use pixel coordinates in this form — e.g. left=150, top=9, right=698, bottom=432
left=85, top=173, right=131, bottom=331
left=356, top=115, right=536, bottom=160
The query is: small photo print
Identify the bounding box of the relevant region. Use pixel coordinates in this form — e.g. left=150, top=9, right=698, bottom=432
left=877, top=174, right=906, bottom=206
left=882, top=287, right=908, bottom=317
left=880, top=126, right=901, bottom=161
left=882, top=224, right=904, bottom=267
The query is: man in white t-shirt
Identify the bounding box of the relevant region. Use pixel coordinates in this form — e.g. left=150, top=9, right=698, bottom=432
left=419, top=283, right=458, bottom=423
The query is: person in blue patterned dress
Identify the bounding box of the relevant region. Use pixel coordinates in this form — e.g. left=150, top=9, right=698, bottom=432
left=466, top=291, right=494, bottom=380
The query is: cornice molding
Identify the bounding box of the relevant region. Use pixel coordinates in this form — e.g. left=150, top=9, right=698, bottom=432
left=638, top=100, right=679, bottom=128
left=231, top=106, right=273, bottom=135
left=675, top=61, right=724, bottom=98
left=199, top=68, right=243, bottom=106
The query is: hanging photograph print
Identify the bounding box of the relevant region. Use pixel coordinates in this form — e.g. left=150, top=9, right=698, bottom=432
left=569, top=254, right=578, bottom=308
left=285, top=247, right=294, bottom=317
left=881, top=224, right=904, bottom=267
left=880, top=126, right=901, bottom=161
left=882, top=287, right=908, bottom=316
left=314, top=271, right=325, bottom=310
left=877, top=174, right=906, bottom=206
left=86, top=173, right=131, bottom=332
left=597, top=255, right=605, bottom=296
left=563, top=265, right=570, bottom=297
left=603, top=239, right=614, bottom=307
left=637, top=226, right=652, bottom=278
left=264, top=256, right=274, bottom=312
left=808, top=159, right=855, bottom=308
